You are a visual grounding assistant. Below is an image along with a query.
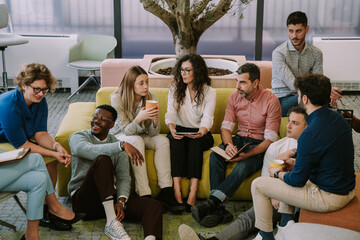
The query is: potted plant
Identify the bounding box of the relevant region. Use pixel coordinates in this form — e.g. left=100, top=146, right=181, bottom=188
left=140, top=0, right=253, bottom=58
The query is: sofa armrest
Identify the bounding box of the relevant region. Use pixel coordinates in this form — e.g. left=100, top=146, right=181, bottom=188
left=55, top=102, right=96, bottom=196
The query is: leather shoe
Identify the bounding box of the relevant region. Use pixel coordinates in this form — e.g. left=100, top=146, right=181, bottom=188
left=48, top=211, right=85, bottom=225
left=40, top=205, right=72, bottom=231
left=156, top=187, right=186, bottom=214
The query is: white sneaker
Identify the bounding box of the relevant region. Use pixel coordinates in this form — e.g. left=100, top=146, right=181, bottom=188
left=104, top=219, right=131, bottom=240
left=274, top=220, right=295, bottom=240
left=178, top=224, right=200, bottom=240
left=253, top=232, right=263, bottom=240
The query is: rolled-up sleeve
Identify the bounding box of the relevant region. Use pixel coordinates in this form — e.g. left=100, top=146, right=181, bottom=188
left=220, top=92, right=237, bottom=132
left=165, top=87, right=177, bottom=126
left=264, top=95, right=281, bottom=142
left=199, top=87, right=216, bottom=131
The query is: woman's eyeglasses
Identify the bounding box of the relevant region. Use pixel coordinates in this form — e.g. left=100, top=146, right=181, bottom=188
left=180, top=68, right=193, bottom=75
left=28, top=85, right=50, bottom=94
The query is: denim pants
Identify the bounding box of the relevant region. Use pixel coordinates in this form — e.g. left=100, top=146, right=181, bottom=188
left=0, top=153, right=54, bottom=220
left=279, top=94, right=299, bottom=117
left=210, top=135, right=263, bottom=202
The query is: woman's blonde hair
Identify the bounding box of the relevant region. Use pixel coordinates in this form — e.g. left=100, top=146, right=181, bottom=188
left=112, top=66, right=152, bottom=128
left=14, top=63, right=58, bottom=92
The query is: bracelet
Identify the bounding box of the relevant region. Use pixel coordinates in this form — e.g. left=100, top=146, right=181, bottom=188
left=274, top=170, right=282, bottom=179
left=53, top=142, right=59, bottom=151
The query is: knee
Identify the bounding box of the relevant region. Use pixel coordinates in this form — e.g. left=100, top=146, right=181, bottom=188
left=154, top=135, right=170, bottom=148
left=251, top=177, right=262, bottom=194
left=94, top=155, right=113, bottom=168
left=130, top=136, right=145, bottom=149
left=30, top=153, right=46, bottom=167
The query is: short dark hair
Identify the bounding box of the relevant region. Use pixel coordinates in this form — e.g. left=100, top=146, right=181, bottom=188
left=287, top=11, right=308, bottom=27
left=294, top=74, right=331, bottom=107
left=96, top=104, right=117, bottom=121
left=236, top=63, right=260, bottom=82
left=288, top=106, right=308, bottom=119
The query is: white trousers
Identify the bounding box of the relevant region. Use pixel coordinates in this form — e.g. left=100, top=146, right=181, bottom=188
left=251, top=176, right=355, bottom=232
left=115, top=133, right=172, bottom=196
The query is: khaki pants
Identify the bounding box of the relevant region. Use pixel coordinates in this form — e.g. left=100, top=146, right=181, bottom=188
left=251, top=176, right=355, bottom=232
left=115, top=133, right=171, bottom=196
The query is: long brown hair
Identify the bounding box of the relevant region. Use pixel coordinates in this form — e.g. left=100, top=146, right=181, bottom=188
left=172, top=54, right=211, bottom=111
left=112, top=66, right=153, bottom=128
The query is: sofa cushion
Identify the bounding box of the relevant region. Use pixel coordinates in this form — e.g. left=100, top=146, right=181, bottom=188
left=281, top=223, right=360, bottom=240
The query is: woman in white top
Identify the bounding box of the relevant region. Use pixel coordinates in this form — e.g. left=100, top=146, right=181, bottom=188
left=165, top=54, right=216, bottom=210
left=111, top=66, right=185, bottom=214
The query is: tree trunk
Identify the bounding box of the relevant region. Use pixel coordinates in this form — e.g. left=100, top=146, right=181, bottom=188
left=173, top=29, right=199, bottom=59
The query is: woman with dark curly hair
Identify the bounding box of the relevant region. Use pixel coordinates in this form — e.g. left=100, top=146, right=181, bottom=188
left=165, top=54, right=216, bottom=210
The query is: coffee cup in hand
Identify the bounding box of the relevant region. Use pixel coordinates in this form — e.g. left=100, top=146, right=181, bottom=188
left=145, top=100, right=158, bottom=109
left=270, top=159, right=284, bottom=168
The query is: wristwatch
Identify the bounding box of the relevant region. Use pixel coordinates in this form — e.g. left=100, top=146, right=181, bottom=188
left=119, top=199, right=126, bottom=208
left=292, top=148, right=297, bottom=154
left=274, top=170, right=282, bottom=179
left=120, top=141, right=125, bottom=150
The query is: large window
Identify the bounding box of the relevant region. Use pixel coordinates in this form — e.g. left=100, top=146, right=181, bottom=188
left=1, top=0, right=360, bottom=60
left=262, top=0, right=360, bottom=60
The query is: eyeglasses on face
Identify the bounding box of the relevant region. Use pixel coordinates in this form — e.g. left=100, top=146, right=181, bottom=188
left=180, top=68, right=193, bottom=75
left=91, top=114, right=113, bottom=122
left=28, top=85, right=50, bottom=94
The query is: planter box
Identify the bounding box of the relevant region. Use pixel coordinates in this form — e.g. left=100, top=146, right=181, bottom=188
left=141, top=54, right=246, bottom=88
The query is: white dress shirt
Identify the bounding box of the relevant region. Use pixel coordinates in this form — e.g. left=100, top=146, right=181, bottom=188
left=165, top=85, right=216, bottom=131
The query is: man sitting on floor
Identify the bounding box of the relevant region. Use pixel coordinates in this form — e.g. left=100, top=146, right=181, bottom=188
left=191, top=63, right=281, bottom=228
left=68, top=104, right=163, bottom=240
left=178, top=106, right=308, bottom=240
left=251, top=74, right=356, bottom=240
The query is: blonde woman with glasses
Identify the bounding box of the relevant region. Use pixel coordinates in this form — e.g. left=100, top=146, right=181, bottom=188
left=165, top=54, right=216, bottom=211
left=110, top=66, right=186, bottom=214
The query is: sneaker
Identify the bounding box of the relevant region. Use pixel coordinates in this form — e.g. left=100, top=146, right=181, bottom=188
left=253, top=232, right=263, bottom=240
left=156, top=187, right=186, bottom=214
left=104, top=219, right=131, bottom=240
left=274, top=220, right=294, bottom=240
left=199, top=205, right=233, bottom=228
left=178, top=224, right=207, bottom=240
left=191, top=199, right=216, bottom=223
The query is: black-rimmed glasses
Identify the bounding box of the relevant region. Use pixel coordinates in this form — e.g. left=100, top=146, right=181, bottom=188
left=28, top=85, right=50, bottom=94
left=180, top=68, right=193, bottom=75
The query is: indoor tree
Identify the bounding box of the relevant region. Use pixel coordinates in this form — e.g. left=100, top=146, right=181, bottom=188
left=139, top=0, right=253, bottom=58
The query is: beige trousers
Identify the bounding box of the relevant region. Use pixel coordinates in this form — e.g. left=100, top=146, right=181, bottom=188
left=251, top=176, right=355, bottom=232
left=115, top=133, right=172, bottom=196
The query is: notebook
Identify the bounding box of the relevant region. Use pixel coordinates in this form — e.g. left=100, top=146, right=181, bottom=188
left=0, top=148, right=31, bottom=165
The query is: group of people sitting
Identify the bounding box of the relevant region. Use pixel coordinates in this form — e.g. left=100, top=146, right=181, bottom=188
left=0, top=10, right=357, bottom=240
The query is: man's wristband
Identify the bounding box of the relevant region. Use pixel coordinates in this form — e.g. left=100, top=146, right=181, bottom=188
left=274, top=170, right=282, bottom=179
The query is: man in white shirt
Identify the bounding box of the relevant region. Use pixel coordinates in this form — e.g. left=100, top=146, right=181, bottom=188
left=179, top=106, right=308, bottom=240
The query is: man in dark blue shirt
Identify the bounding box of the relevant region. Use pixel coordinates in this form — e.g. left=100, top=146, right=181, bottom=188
left=251, top=73, right=356, bottom=240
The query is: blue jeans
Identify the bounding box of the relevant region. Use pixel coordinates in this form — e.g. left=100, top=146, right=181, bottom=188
left=279, top=94, right=299, bottom=117
left=0, top=153, right=54, bottom=220
left=210, top=135, right=263, bottom=202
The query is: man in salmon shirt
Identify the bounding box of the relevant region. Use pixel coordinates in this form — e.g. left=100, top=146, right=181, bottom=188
left=191, top=63, right=282, bottom=228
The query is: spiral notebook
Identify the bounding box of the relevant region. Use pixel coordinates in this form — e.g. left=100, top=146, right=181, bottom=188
left=0, top=148, right=31, bottom=165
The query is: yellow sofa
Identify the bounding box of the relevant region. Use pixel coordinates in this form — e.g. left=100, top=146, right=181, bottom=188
left=54, top=87, right=288, bottom=200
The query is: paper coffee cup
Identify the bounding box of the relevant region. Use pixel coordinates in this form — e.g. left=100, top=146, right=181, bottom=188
left=270, top=159, right=284, bottom=168
left=146, top=100, right=158, bottom=109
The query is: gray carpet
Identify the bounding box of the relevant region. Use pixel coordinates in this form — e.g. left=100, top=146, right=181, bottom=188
left=1, top=88, right=360, bottom=240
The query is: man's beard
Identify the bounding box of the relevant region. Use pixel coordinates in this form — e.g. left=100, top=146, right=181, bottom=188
left=298, top=97, right=306, bottom=111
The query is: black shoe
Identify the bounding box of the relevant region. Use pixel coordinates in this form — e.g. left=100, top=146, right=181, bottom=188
left=191, top=199, right=216, bottom=223
left=39, top=205, right=72, bottom=231
left=199, top=205, right=233, bottom=228
left=157, top=187, right=186, bottom=214
left=184, top=202, right=192, bottom=213
left=48, top=211, right=85, bottom=225
left=20, top=234, right=25, bottom=240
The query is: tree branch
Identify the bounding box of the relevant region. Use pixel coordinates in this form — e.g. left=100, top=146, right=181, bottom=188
left=140, top=0, right=176, bottom=30
left=190, top=0, right=212, bottom=20
left=193, top=0, right=233, bottom=34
